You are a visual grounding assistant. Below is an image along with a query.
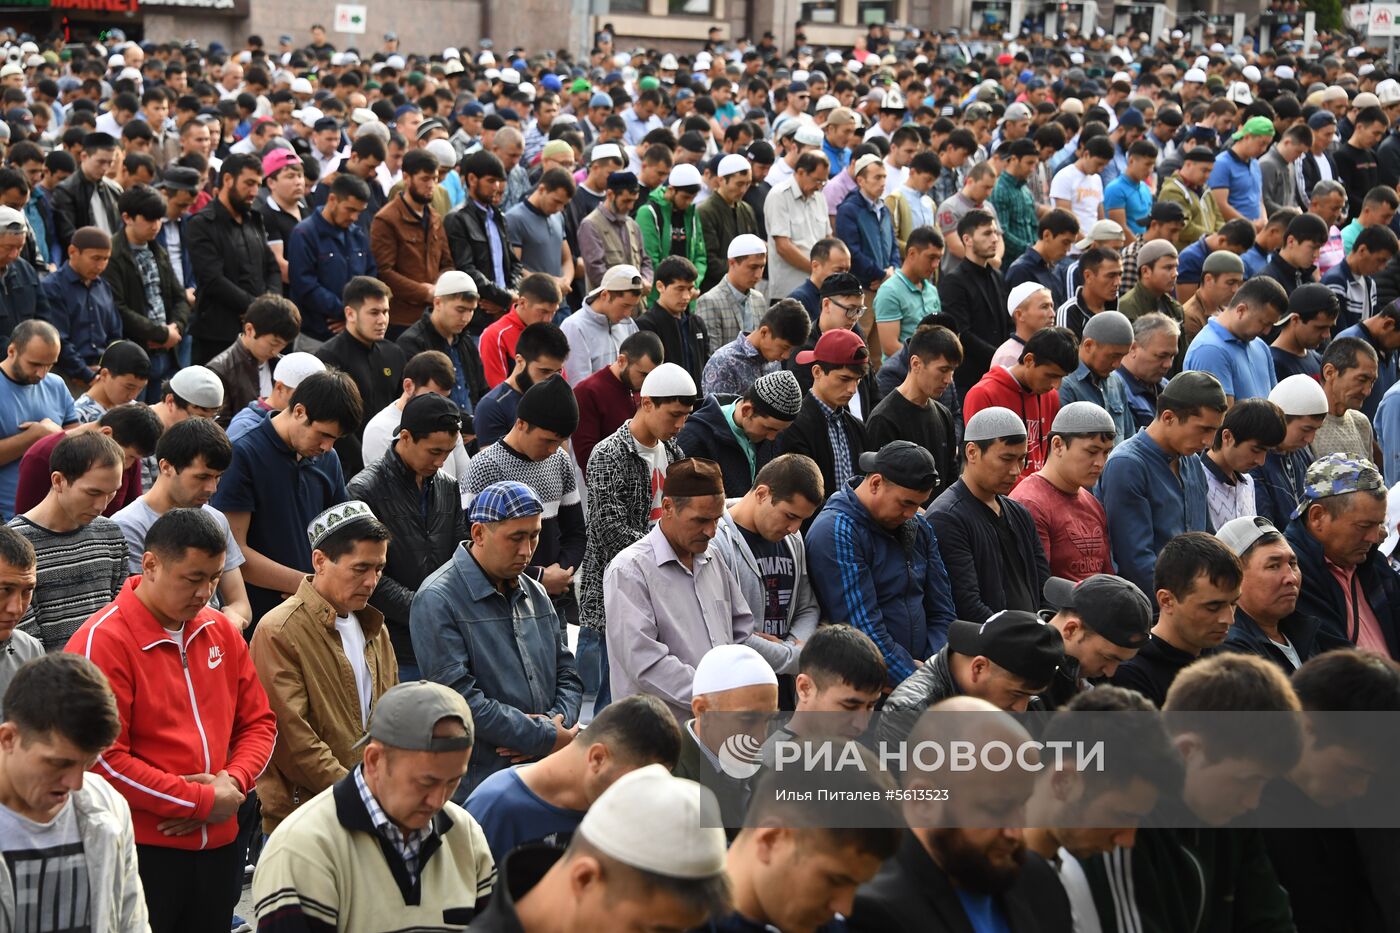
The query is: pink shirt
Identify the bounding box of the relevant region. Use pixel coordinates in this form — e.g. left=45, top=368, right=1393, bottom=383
left=1326, top=560, right=1391, bottom=656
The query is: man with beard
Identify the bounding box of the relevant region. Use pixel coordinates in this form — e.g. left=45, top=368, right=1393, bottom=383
left=184, top=153, right=280, bottom=364
left=371, top=149, right=453, bottom=329
left=445, top=150, right=522, bottom=316
left=1023, top=687, right=1183, bottom=927
left=849, top=697, right=1074, bottom=932
left=1085, top=654, right=1302, bottom=933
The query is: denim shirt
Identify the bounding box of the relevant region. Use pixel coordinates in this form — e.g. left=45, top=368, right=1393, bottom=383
left=1059, top=362, right=1134, bottom=442
left=411, top=544, right=582, bottom=798
left=287, top=210, right=378, bottom=339
left=1097, top=429, right=1209, bottom=597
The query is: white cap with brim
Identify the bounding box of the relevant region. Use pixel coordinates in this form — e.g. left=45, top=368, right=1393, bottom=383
left=435, top=270, right=479, bottom=298
left=1074, top=219, right=1124, bottom=252
left=727, top=233, right=766, bottom=259
left=1216, top=515, right=1280, bottom=558
left=577, top=764, right=728, bottom=878
left=640, top=362, right=697, bottom=398
left=1269, top=373, right=1328, bottom=416
left=693, top=644, right=778, bottom=696
left=965, top=406, right=1027, bottom=443
left=0, top=205, right=28, bottom=233
left=587, top=264, right=645, bottom=302
left=273, top=352, right=326, bottom=389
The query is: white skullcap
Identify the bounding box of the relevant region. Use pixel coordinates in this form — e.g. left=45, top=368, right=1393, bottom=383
left=727, top=234, right=766, bottom=259
left=794, top=125, right=824, bottom=147
left=291, top=77, right=314, bottom=95
left=499, top=67, right=521, bottom=85
left=1052, top=401, right=1117, bottom=435
left=1269, top=373, right=1328, bottom=417
left=434, top=270, right=478, bottom=298
left=717, top=153, right=751, bottom=177
left=1276, top=65, right=1295, bottom=81
left=443, top=46, right=461, bottom=60
left=1184, top=68, right=1207, bottom=83
left=386, top=54, right=406, bottom=71
left=590, top=143, right=624, bottom=164
left=1007, top=281, right=1049, bottom=316
left=640, top=362, right=697, bottom=398
left=1242, top=65, right=1261, bottom=83
left=578, top=764, right=728, bottom=878
left=668, top=163, right=702, bottom=187
left=693, top=644, right=778, bottom=696
left=965, top=406, right=1028, bottom=442
left=426, top=139, right=459, bottom=169
left=814, top=94, right=840, bottom=113
left=272, top=352, right=326, bottom=388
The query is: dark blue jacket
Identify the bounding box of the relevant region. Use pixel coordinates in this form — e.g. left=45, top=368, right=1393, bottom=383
left=1223, top=607, right=1327, bottom=675
left=287, top=209, right=378, bottom=340
left=0, top=256, right=50, bottom=350
left=807, top=479, right=957, bottom=684
left=1252, top=447, right=1313, bottom=531
left=834, top=188, right=899, bottom=288
left=675, top=394, right=778, bottom=498
left=38, top=264, right=121, bottom=380
left=1285, top=517, right=1400, bottom=658
left=1004, top=247, right=1065, bottom=308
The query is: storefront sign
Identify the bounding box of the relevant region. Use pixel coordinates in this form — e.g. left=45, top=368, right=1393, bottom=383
left=52, top=0, right=137, bottom=11
left=334, top=3, right=367, bottom=33
left=139, top=0, right=250, bottom=13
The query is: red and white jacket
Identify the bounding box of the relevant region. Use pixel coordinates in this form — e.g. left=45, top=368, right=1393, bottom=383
left=67, top=576, right=276, bottom=851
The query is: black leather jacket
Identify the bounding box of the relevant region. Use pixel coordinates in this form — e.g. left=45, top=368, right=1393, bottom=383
left=443, top=199, right=522, bottom=311
left=346, top=446, right=468, bottom=665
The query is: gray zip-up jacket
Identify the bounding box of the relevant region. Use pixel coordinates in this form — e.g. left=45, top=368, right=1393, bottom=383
left=0, top=772, right=149, bottom=932
left=712, top=507, right=820, bottom=675
left=1259, top=146, right=1300, bottom=215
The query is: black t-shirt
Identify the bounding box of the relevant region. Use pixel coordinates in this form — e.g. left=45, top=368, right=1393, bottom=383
left=670, top=205, right=688, bottom=258
left=994, top=505, right=1038, bottom=613
left=738, top=525, right=795, bottom=637
left=865, top=390, right=957, bottom=501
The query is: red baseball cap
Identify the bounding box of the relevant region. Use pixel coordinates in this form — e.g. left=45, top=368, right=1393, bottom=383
left=261, top=147, right=302, bottom=179
left=795, top=328, right=870, bottom=367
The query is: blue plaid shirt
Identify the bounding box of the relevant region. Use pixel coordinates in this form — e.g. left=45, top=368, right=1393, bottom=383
left=354, top=764, right=436, bottom=885
left=813, top=396, right=853, bottom=490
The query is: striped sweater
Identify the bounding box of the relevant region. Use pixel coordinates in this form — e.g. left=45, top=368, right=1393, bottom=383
left=9, top=515, right=128, bottom=651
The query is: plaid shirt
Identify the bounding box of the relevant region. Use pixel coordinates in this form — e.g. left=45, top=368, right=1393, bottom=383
left=931, top=165, right=961, bottom=207
left=695, top=277, right=767, bottom=351
left=814, top=396, right=854, bottom=490
left=1119, top=239, right=1146, bottom=292
left=355, top=764, right=436, bottom=885
left=990, top=171, right=1038, bottom=264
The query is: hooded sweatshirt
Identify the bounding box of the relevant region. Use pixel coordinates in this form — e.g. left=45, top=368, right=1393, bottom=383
left=962, top=365, right=1062, bottom=483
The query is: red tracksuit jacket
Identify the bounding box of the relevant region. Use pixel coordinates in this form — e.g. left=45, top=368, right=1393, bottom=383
left=67, top=576, right=277, bottom=851
left=962, top=364, right=1062, bottom=483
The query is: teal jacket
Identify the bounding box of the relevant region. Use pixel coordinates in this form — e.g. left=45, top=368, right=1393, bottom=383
left=636, top=186, right=707, bottom=297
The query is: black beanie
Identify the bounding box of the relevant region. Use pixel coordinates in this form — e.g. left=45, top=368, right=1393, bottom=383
left=515, top=374, right=579, bottom=438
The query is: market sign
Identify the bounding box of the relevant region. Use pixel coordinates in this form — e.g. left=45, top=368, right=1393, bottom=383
left=52, top=0, right=137, bottom=10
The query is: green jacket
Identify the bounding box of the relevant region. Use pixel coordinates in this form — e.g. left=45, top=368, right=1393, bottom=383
left=1082, top=826, right=1296, bottom=933
left=636, top=186, right=707, bottom=299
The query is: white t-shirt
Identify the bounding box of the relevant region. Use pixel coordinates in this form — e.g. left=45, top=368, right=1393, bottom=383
left=335, top=612, right=372, bottom=727
left=0, top=797, right=90, bottom=931
left=1274, top=634, right=1303, bottom=670
left=258, top=361, right=273, bottom=399
left=1050, top=163, right=1104, bottom=239
left=632, top=433, right=669, bottom=525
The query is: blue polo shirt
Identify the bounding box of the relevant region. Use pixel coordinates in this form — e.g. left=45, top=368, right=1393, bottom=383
left=1242, top=244, right=1268, bottom=278
left=1183, top=317, right=1278, bottom=402
left=1103, top=175, right=1153, bottom=236
left=1207, top=148, right=1263, bottom=221
left=0, top=371, right=79, bottom=521
left=210, top=414, right=348, bottom=623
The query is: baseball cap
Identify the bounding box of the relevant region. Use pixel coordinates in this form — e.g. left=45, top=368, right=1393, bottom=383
left=1074, top=219, right=1124, bottom=252
left=1290, top=452, right=1385, bottom=519
left=1149, top=200, right=1187, bottom=224
left=857, top=440, right=939, bottom=491
left=826, top=107, right=858, bottom=127
left=169, top=366, right=224, bottom=409
left=395, top=392, right=463, bottom=437
left=261, top=148, right=301, bottom=179
left=1215, top=515, right=1282, bottom=561
left=578, top=764, right=727, bottom=878
left=0, top=205, right=27, bottom=234
left=1232, top=115, right=1276, bottom=140
left=355, top=681, right=474, bottom=752
left=587, top=264, right=644, bottom=302
left=469, top=480, right=545, bottom=525
left=272, top=352, right=325, bottom=388
left=947, top=611, right=1064, bottom=687
left=1043, top=575, right=1152, bottom=649
left=795, top=328, right=869, bottom=366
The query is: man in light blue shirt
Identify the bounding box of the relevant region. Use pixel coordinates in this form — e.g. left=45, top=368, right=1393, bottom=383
left=0, top=321, right=80, bottom=520
left=1183, top=277, right=1288, bottom=403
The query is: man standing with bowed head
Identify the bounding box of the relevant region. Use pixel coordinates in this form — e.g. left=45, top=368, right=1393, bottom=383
left=68, top=508, right=276, bottom=933
left=396, top=270, right=490, bottom=418
left=1058, top=310, right=1135, bottom=441
left=696, top=233, right=769, bottom=352
left=468, top=764, right=732, bottom=931
left=605, top=458, right=754, bottom=720
left=251, top=501, right=398, bottom=834
left=807, top=441, right=956, bottom=686
left=0, top=525, right=38, bottom=709
left=1184, top=277, right=1288, bottom=404
left=1039, top=574, right=1153, bottom=707
left=561, top=264, right=643, bottom=386
left=1099, top=371, right=1227, bottom=597
left=412, top=481, right=583, bottom=798
left=0, top=319, right=79, bottom=521
left=251, top=681, right=498, bottom=930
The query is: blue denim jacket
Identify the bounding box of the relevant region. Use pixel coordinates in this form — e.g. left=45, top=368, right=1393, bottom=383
left=287, top=210, right=377, bottom=340
left=411, top=545, right=582, bottom=799
left=1059, top=362, right=1134, bottom=441
left=0, top=256, right=50, bottom=350
left=1097, top=429, right=1210, bottom=596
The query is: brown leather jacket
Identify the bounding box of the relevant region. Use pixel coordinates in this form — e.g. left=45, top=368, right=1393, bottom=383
left=370, top=192, right=454, bottom=326
left=250, top=577, right=398, bottom=833
left=205, top=337, right=277, bottom=427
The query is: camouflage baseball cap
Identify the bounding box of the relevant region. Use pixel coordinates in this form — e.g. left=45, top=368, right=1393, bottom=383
left=1290, top=452, right=1385, bottom=520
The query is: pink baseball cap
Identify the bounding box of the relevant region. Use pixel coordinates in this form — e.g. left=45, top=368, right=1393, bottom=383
left=261, top=148, right=302, bottom=179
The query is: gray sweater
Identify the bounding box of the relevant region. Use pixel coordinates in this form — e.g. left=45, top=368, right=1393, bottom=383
left=1260, top=147, right=1300, bottom=216
left=0, top=629, right=43, bottom=717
